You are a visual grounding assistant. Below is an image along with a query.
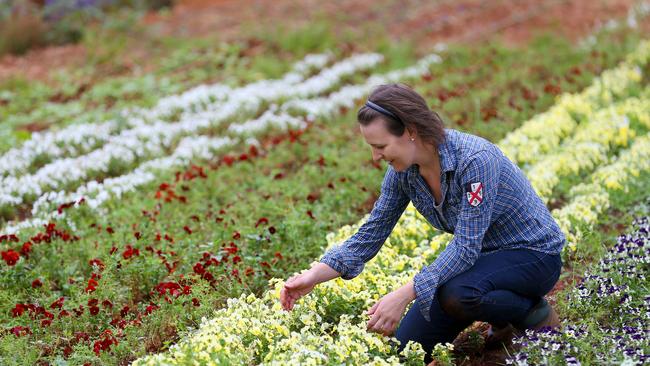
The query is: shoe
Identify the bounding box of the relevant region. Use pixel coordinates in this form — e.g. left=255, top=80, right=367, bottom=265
left=514, top=298, right=560, bottom=332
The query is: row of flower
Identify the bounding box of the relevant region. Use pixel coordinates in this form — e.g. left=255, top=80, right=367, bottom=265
left=131, top=49, right=650, bottom=364
left=1, top=29, right=646, bottom=364
left=0, top=52, right=446, bottom=234
left=500, top=39, right=650, bottom=167
left=0, top=53, right=384, bottom=208
left=508, top=213, right=649, bottom=365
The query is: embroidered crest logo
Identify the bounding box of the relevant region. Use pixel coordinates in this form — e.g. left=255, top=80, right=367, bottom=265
left=466, top=182, right=483, bottom=207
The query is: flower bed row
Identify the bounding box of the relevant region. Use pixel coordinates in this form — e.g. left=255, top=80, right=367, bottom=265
left=507, top=214, right=650, bottom=365
left=0, top=53, right=384, bottom=212
left=500, top=39, right=650, bottom=168
left=0, top=52, right=440, bottom=235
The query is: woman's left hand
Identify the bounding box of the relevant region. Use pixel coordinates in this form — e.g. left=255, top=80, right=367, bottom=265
left=366, top=282, right=416, bottom=336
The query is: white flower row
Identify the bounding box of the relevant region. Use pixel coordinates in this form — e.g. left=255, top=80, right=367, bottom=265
left=2, top=136, right=237, bottom=235
left=144, top=53, right=332, bottom=120
left=0, top=54, right=385, bottom=210
left=0, top=52, right=332, bottom=179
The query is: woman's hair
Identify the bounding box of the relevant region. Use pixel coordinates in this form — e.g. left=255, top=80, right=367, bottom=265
left=357, top=83, right=445, bottom=147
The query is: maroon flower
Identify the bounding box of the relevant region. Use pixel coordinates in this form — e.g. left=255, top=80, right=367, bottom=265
left=89, top=306, right=100, bottom=316
left=31, top=279, right=43, bottom=288
left=11, top=303, right=26, bottom=317
left=1, top=250, right=20, bottom=266
left=255, top=217, right=268, bottom=228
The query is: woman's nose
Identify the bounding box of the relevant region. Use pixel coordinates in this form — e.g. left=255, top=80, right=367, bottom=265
left=372, top=150, right=383, bottom=162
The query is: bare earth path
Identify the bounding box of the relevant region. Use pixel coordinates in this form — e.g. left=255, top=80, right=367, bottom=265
left=0, top=0, right=636, bottom=83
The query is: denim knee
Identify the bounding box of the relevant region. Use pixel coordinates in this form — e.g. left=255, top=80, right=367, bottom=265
left=437, top=282, right=481, bottom=321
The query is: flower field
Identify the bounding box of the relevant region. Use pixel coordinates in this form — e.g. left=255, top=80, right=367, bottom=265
left=1, top=1, right=650, bottom=365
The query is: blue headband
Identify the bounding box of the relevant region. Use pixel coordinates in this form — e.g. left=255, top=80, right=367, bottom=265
left=365, top=100, right=400, bottom=122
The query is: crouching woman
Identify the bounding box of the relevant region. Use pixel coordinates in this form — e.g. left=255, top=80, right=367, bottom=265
left=280, top=83, right=564, bottom=364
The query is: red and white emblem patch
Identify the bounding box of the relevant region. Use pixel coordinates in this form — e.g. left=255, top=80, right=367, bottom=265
left=466, top=182, right=483, bottom=207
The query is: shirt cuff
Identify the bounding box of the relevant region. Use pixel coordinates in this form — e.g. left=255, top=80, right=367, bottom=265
left=319, top=255, right=352, bottom=280
left=413, top=270, right=440, bottom=322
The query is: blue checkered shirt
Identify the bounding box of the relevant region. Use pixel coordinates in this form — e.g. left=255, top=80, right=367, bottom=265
left=320, top=129, right=566, bottom=321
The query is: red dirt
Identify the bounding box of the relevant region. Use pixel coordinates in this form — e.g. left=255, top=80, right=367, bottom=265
left=0, top=0, right=637, bottom=83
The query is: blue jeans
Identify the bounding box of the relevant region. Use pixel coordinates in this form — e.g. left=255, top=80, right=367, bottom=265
left=395, top=249, right=562, bottom=363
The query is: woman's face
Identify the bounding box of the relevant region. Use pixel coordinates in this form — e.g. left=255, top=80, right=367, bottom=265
left=359, top=118, right=416, bottom=172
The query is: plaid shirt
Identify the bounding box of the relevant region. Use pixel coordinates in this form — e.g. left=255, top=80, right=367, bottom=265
left=320, top=129, right=565, bottom=321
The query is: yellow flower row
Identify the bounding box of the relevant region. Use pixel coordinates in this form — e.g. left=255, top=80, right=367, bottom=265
left=526, top=92, right=650, bottom=202
left=552, top=132, right=650, bottom=251
left=500, top=40, right=649, bottom=166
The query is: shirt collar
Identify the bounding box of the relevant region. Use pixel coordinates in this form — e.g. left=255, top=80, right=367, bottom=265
left=438, top=129, right=457, bottom=173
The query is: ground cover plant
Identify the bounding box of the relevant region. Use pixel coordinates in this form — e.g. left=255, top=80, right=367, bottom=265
left=1, top=1, right=650, bottom=365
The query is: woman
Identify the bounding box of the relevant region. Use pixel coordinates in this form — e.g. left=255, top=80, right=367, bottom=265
left=280, top=83, right=565, bottom=363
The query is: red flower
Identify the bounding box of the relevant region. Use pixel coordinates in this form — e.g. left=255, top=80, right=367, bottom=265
left=249, top=144, right=259, bottom=157
left=86, top=278, right=98, bottom=293
left=317, top=156, right=326, bottom=166
left=273, top=172, right=284, bottom=180
left=232, top=231, right=240, bottom=240
left=1, top=249, right=20, bottom=266
left=89, top=258, right=105, bottom=270
left=274, top=252, right=283, bottom=260
left=10, top=326, right=31, bottom=337
left=222, top=155, right=235, bottom=166
left=41, top=318, right=52, bottom=327
left=20, top=241, right=32, bottom=257
left=182, top=285, right=192, bottom=295
left=145, top=303, right=159, bottom=315
left=122, top=245, right=140, bottom=260
left=183, top=226, right=192, bottom=235
left=89, top=306, right=100, bottom=316
left=193, top=263, right=205, bottom=275
left=120, top=306, right=130, bottom=318
left=11, top=303, right=26, bottom=317
left=306, top=210, right=315, bottom=220
left=255, top=217, right=268, bottom=228
left=106, top=227, right=114, bottom=234
left=306, top=193, right=318, bottom=203
left=245, top=267, right=255, bottom=276
left=50, top=297, right=65, bottom=309
left=191, top=298, right=200, bottom=307
left=232, top=255, right=242, bottom=264
left=134, top=232, right=142, bottom=240
left=110, top=246, right=118, bottom=255
left=224, top=243, right=238, bottom=255
left=268, top=226, right=276, bottom=234
left=31, top=279, right=43, bottom=288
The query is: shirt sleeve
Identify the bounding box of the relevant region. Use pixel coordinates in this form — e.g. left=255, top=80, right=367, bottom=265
left=413, top=149, right=501, bottom=321
left=319, top=166, right=410, bottom=280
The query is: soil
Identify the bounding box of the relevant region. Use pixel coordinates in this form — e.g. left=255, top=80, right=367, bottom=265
left=0, top=0, right=638, bottom=84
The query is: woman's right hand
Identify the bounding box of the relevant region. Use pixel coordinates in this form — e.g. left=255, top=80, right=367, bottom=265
left=280, top=272, right=316, bottom=311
